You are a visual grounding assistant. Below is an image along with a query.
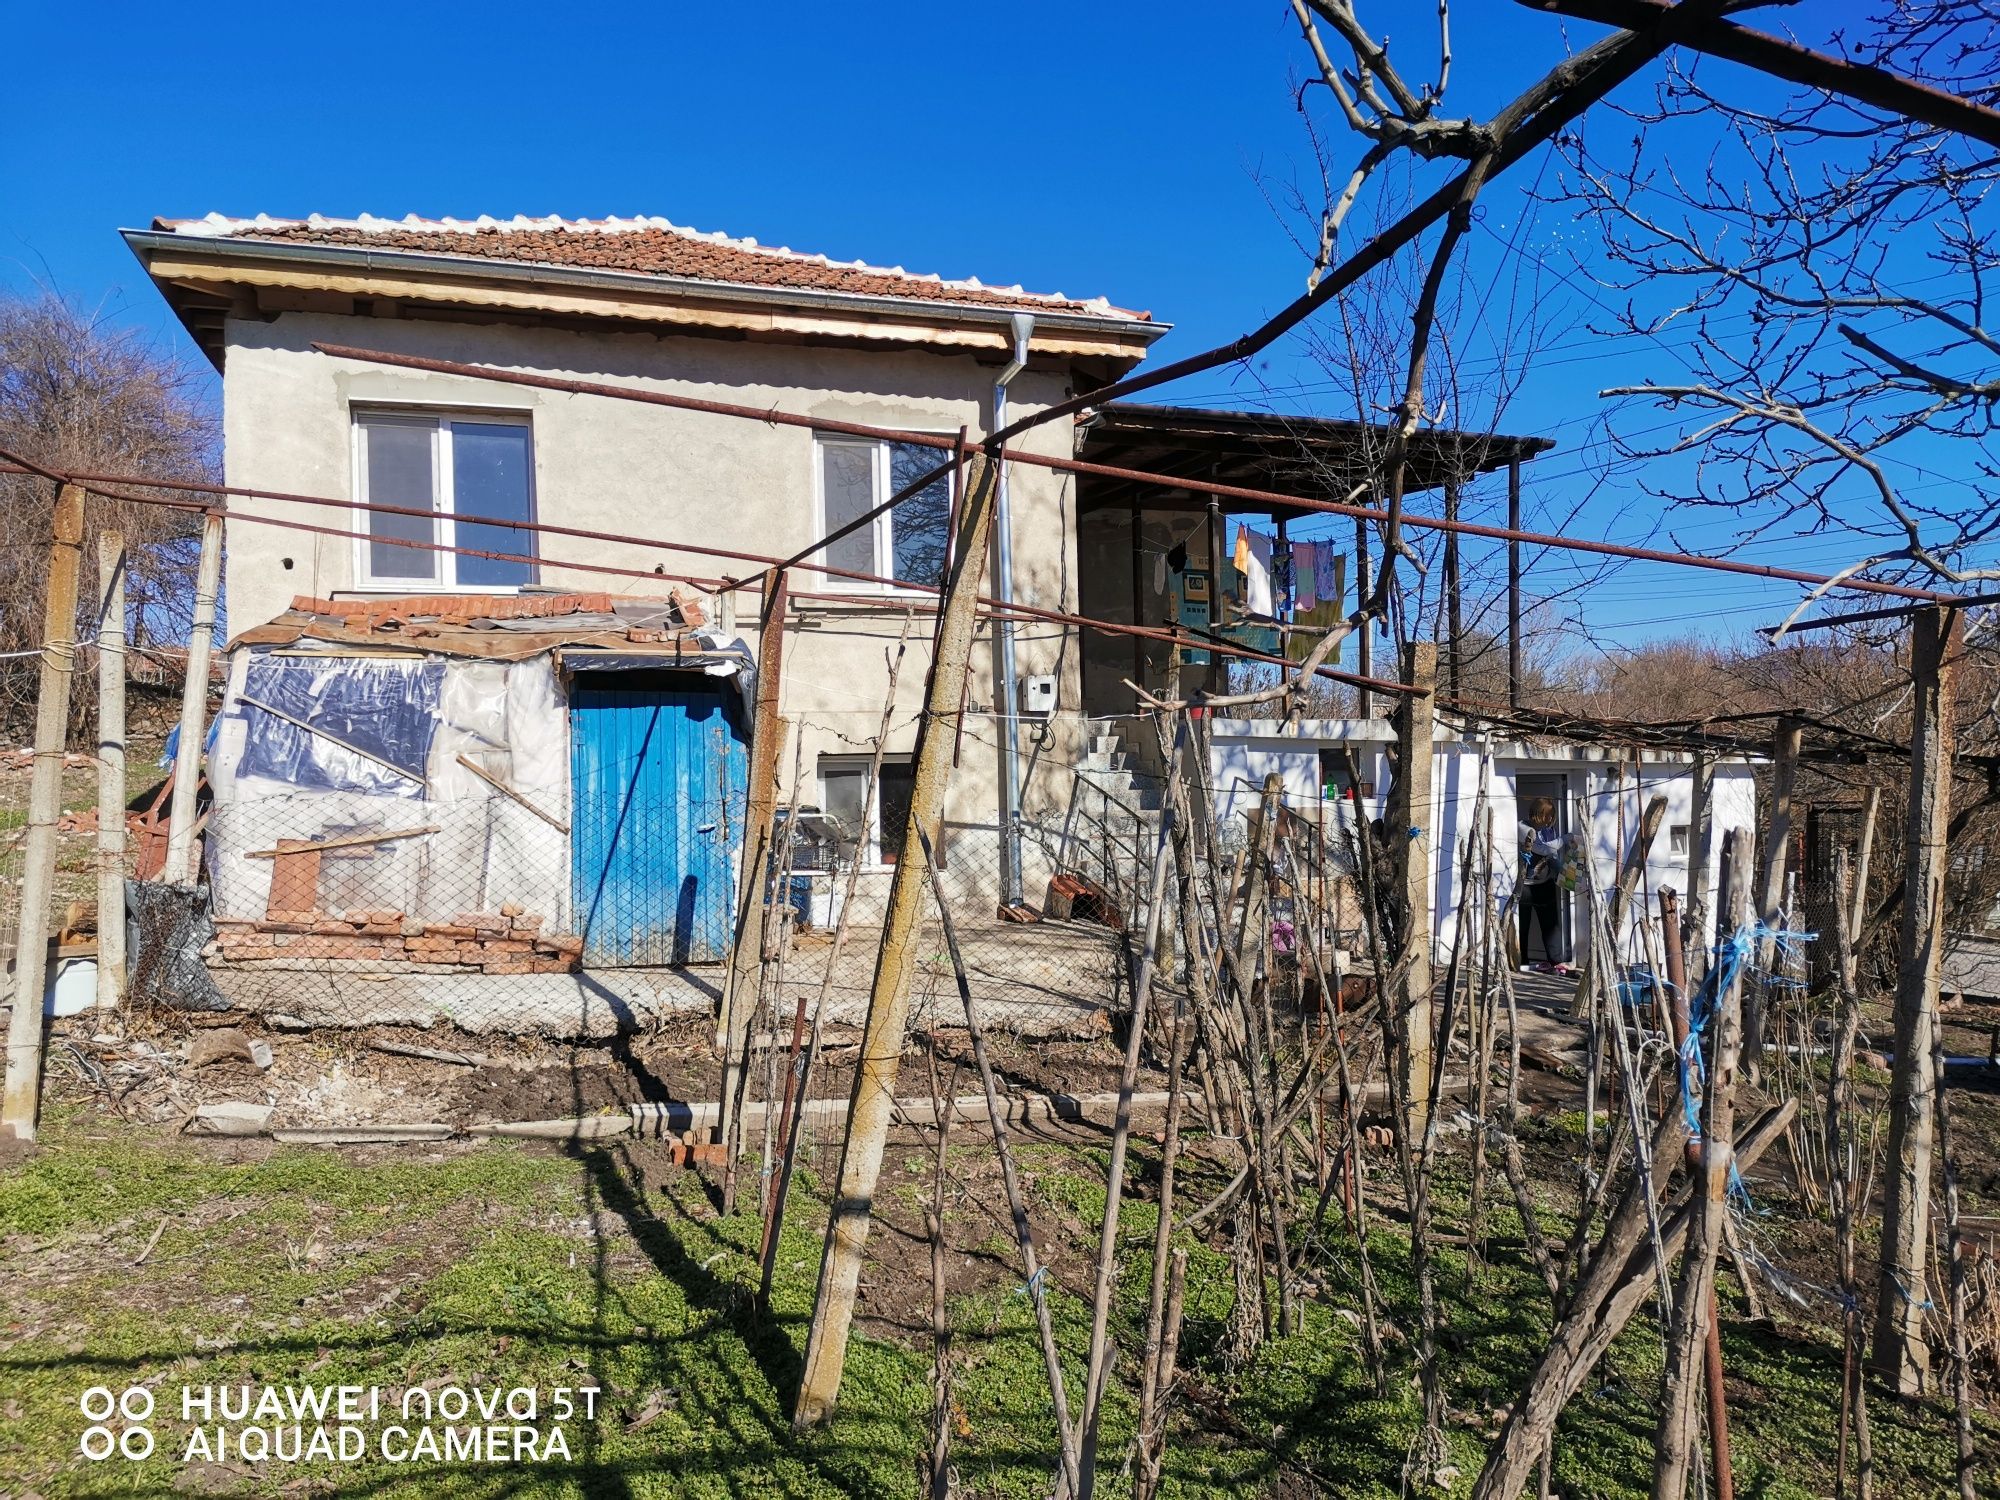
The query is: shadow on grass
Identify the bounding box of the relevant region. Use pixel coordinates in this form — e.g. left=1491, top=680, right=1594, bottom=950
left=0, top=1100, right=922, bottom=1500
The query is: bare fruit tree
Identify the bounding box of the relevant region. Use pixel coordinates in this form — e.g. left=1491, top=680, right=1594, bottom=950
left=0, top=290, right=219, bottom=737
left=1560, top=0, right=2000, bottom=591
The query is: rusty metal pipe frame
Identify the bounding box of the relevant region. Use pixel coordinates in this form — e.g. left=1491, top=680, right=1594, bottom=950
left=291, top=344, right=1956, bottom=606
left=0, top=449, right=1419, bottom=698
left=1766, top=591, right=1994, bottom=638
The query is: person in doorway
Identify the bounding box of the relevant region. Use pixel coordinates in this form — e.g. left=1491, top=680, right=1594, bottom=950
left=1518, top=797, right=1566, bottom=969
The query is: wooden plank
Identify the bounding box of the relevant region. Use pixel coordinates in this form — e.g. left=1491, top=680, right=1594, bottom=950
left=455, top=754, right=568, bottom=833
left=266, top=840, right=321, bottom=915
left=244, top=825, right=439, bottom=860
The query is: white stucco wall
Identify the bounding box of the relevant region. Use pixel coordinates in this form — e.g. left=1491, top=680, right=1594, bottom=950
left=1424, top=749, right=1762, bottom=968
left=219, top=311, right=1094, bottom=899
left=1207, top=722, right=1760, bottom=970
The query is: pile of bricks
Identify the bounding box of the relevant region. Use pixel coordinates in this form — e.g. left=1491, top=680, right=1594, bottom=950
left=210, top=905, right=583, bottom=974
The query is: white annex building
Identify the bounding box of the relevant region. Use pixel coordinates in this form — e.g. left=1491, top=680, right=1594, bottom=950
left=1207, top=718, right=1761, bottom=969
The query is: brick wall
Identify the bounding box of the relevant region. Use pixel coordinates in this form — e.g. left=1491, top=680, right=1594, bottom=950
left=208, top=907, right=583, bottom=975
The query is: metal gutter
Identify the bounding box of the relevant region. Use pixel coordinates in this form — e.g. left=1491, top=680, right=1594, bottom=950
left=993, top=312, right=1033, bottom=907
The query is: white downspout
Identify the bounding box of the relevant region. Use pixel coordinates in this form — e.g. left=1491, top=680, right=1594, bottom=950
left=995, top=312, right=1034, bottom=907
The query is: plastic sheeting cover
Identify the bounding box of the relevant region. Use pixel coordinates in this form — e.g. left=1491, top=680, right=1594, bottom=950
left=126, top=879, right=229, bottom=1011
left=236, top=655, right=443, bottom=797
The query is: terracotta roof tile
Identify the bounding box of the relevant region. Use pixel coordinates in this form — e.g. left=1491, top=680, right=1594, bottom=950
left=155, top=213, right=1150, bottom=322
left=290, top=591, right=618, bottom=625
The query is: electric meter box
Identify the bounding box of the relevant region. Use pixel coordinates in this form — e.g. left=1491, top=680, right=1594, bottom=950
left=1021, top=675, right=1058, bottom=715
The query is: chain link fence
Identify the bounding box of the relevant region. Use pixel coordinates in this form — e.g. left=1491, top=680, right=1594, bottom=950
left=103, top=785, right=1139, bottom=1047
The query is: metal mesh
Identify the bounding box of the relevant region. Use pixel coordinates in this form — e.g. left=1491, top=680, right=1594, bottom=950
left=121, top=785, right=1138, bottom=1044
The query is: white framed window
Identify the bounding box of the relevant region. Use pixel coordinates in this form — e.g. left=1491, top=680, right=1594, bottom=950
left=353, top=409, right=537, bottom=590
left=819, top=755, right=917, bottom=868
left=813, top=435, right=953, bottom=592
left=1669, top=824, right=1691, bottom=857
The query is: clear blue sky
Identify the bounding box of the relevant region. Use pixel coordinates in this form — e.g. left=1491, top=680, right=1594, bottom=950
left=1, top=0, right=1964, bottom=662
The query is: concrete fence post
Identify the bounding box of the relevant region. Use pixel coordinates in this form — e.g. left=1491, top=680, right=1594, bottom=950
left=165, top=509, right=223, bottom=887
left=1, top=483, right=88, bottom=1138
left=96, top=531, right=128, bottom=1011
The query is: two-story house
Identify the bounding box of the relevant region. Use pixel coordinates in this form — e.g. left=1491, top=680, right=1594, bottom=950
left=125, top=212, right=1166, bottom=1029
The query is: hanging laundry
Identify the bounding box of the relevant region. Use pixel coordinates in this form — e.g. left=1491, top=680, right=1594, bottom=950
left=1233, top=524, right=1251, bottom=576
left=1286, top=551, right=1348, bottom=664
left=1316, top=546, right=1343, bottom=611
left=1294, top=541, right=1318, bottom=611
left=1241, top=529, right=1274, bottom=617
left=1286, top=600, right=1343, bottom=662
left=1272, top=540, right=1294, bottom=618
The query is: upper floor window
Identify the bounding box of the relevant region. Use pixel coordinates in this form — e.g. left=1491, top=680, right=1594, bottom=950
left=354, top=410, right=537, bottom=590
left=815, top=435, right=952, bottom=592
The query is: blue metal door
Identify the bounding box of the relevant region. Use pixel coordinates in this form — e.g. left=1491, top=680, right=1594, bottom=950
left=570, top=677, right=748, bottom=966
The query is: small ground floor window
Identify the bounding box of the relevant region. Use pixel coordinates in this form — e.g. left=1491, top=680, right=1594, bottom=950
left=818, top=756, right=917, bottom=867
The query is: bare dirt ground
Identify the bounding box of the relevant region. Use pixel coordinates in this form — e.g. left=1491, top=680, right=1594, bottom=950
left=40, top=999, right=1170, bottom=1137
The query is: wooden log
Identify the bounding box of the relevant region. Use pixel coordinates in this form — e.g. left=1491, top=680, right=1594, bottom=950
left=1658, top=886, right=1733, bottom=1500
left=1393, top=642, right=1438, bottom=1131
left=1873, top=607, right=1958, bottom=1396
left=95, top=531, right=127, bottom=1011
left=1685, top=754, right=1715, bottom=984
left=794, top=453, right=999, bottom=1429
left=1078, top=721, right=1186, bottom=1495
left=164, top=510, right=222, bottom=885
left=1744, top=719, right=1801, bottom=1075
left=1569, top=792, right=1667, bottom=1018
left=1652, top=829, right=1751, bottom=1499
left=718, top=566, right=789, bottom=1211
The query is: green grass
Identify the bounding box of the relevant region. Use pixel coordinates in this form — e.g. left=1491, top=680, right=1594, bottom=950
left=0, top=1110, right=1993, bottom=1498
left=0, top=1121, right=922, bottom=1498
